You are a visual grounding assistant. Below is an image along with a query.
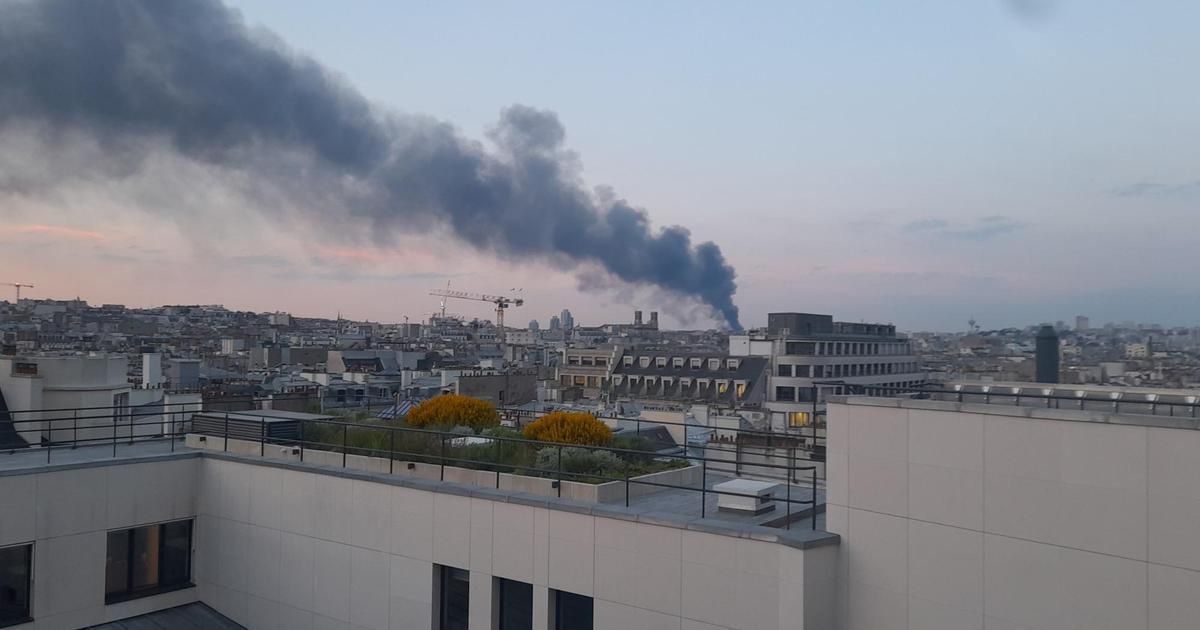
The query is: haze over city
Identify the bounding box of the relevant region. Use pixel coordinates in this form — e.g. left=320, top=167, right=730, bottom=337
left=3, top=0, right=1199, bottom=331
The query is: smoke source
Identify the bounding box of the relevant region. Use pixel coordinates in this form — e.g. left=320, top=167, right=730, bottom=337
left=0, top=0, right=742, bottom=329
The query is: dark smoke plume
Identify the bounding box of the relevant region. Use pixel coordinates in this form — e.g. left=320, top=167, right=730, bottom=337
left=0, top=0, right=742, bottom=329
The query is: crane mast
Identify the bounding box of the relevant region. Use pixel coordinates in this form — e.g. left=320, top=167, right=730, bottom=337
left=427, top=288, right=524, bottom=350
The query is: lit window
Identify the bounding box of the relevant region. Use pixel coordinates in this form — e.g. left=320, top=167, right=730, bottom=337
left=789, top=412, right=810, bottom=427
left=105, top=520, right=193, bottom=604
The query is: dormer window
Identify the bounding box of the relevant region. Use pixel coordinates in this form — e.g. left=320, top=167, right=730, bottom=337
left=727, top=359, right=740, bottom=371
left=623, top=356, right=633, bottom=366
left=673, top=357, right=684, bottom=368
left=708, top=359, right=720, bottom=371
left=639, top=356, right=651, bottom=368
left=690, top=358, right=702, bottom=370
left=656, top=357, right=667, bottom=368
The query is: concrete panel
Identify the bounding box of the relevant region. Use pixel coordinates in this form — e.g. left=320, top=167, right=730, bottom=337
left=845, top=579, right=907, bottom=630
left=907, top=409, right=982, bottom=471
left=845, top=508, right=907, bottom=595
left=312, top=539, right=352, bottom=622
left=846, top=404, right=907, bottom=461
left=491, top=502, right=536, bottom=583
left=351, top=480, right=393, bottom=553
left=469, top=498, right=493, bottom=573
left=311, top=473, right=354, bottom=544
left=391, top=487, right=435, bottom=561
left=984, top=534, right=1147, bottom=630
left=984, top=417, right=1063, bottom=482
left=245, top=524, right=282, bottom=600
left=248, top=463, right=285, bottom=530
left=825, top=448, right=848, bottom=507
left=431, top=493, right=472, bottom=570
left=1149, top=492, right=1200, bottom=571
left=594, top=599, right=682, bottom=630
left=1058, top=421, right=1145, bottom=491
left=908, top=463, right=983, bottom=530
left=390, top=555, right=433, bottom=630
left=273, top=531, right=315, bottom=612
left=0, top=475, right=35, bottom=546
left=907, top=520, right=982, bottom=613
left=34, top=467, right=108, bottom=538
left=548, top=511, right=595, bottom=595
left=1148, top=426, right=1200, bottom=499
left=33, top=531, right=106, bottom=618
left=908, top=595, right=982, bottom=630
left=1149, top=564, right=1200, bottom=630
left=847, top=453, right=908, bottom=517
left=350, top=546, right=391, bottom=630
left=595, top=544, right=683, bottom=616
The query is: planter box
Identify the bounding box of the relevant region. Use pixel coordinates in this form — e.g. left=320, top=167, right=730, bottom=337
left=185, top=433, right=699, bottom=503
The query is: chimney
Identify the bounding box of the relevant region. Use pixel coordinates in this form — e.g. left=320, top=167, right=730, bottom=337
left=1035, top=325, right=1060, bottom=384
left=649, top=312, right=659, bottom=328
left=634, top=310, right=643, bottom=326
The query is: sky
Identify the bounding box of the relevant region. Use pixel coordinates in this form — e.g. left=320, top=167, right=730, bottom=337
left=2, top=0, right=1198, bottom=331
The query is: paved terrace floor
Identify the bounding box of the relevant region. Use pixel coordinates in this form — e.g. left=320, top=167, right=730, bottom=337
left=0, top=439, right=825, bottom=530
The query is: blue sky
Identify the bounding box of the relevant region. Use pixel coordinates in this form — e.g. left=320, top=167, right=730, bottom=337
left=3, top=0, right=1198, bottom=330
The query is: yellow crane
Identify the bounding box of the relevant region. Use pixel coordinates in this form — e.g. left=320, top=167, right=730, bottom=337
left=428, top=288, right=524, bottom=347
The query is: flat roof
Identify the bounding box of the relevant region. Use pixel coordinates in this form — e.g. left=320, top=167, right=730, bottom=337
left=192, top=409, right=333, bottom=423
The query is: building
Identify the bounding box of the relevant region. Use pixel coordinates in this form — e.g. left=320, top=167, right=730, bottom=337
left=1075, top=315, right=1090, bottom=331
left=165, top=358, right=201, bottom=390
left=528, top=319, right=540, bottom=332
left=1126, top=342, right=1150, bottom=359
left=559, top=309, right=574, bottom=330
left=608, top=351, right=768, bottom=408
left=548, top=315, right=561, bottom=331
left=731, top=312, right=925, bottom=431
left=557, top=346, right=620, bottom=399
left=825, top=389, right=1200, bottom=630
left=4, top=379, right=1200, bottom=628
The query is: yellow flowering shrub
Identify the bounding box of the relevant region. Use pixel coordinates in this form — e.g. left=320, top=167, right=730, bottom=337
left=406, top=394, right=498, bottom=431
left=522, top=411, right=613, bottom=446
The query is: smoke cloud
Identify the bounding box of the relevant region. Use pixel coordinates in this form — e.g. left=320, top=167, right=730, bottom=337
left=0, top=0, right=742, bottom=329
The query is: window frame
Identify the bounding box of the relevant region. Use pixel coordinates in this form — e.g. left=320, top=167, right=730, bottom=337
left=0, top=543, right=32, bottom=629
left=104, top=519, right=194, bottom=605
left=496, top=577, right=533, bottom=630
left=438, top=565, right=470, bottom=630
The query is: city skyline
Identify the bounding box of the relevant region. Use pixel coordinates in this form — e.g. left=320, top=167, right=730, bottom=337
left=4, top=1, right=1200, bottom=330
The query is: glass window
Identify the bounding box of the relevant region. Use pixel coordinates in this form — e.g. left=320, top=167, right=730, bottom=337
left=789, top=412, right=810, bottom=427
left=794, top=365, right=811, bottom=378
left=105, top=520, right=193, bottom=604
left=812, top=365, right=824, bottom=378
left=775, top=386, right=796, bottom=402
left=777, top=364, right=793, bottom=377
left=439, top=566, right=470, bottom=630
left=554, top=590, right=593, bottom=630
left=0, top=544, right=32, bottom=627
left=497, top=578, right=533, bottom=630
left=785, top=342, right=815, bottom=355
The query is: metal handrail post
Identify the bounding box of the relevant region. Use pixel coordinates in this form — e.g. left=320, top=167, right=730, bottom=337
left=440, top=436, right=446, bottom=481
left=260, top=416, right=265, bottom=458
left=556, top=445, right=563, bottom=498
left=299, top=421, right=305, bottom=462
left=812, top=468, right=818, bottom=530
left=342, top=424, right=348, bottom=468
left=701, top=459, right=707, bottom=519
left=389, top=428, right=396, bottom=475
left=223, top=412, right=230, bottom=452
left=112, top=417, right=118, bottom=458
left=72, top=410, right=78, bottom=449
left=786, top=475, right=792, bottom=531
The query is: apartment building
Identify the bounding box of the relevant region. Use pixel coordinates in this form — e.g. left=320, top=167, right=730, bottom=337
left=556, top=346, right=619, bottom=399
left=608, top=351, right=768, bottom=408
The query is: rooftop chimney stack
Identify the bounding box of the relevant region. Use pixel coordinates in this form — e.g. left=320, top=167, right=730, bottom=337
left=634, top=310, right=643, bottom=326
left=650, top=311, right=659, bottom=329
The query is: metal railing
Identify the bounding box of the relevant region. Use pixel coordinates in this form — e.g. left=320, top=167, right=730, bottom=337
left=0, top=398, right=822, bottom=530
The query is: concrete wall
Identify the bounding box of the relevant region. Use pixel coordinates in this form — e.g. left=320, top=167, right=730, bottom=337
left=195, top=456, right=836, bottom=630
left=826, top=397, right=1200, bottom=630
left=0, top=458, right=199, bottom=630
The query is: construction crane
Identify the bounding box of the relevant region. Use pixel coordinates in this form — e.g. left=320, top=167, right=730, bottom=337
left=3, top=282, right=33, bottom=302
left=428, top=288, right=524, bottom=347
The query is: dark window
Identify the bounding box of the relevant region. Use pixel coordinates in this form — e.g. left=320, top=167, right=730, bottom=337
left=785, top=342, right=816, bottom=356
left=0, top=544, right=32, bottom=628
left=812, top=365, right=825, bottom=378
left=497, top=578, right=533, bottom=630
left=439, top=566, right=470, bottom=630
left=105, top=520, right=193, bottom=604
left=798, top=387, right=817, bottom=403
left=777, top=364, right=793, bottom=377
left=794, top=365, right=811, bottom=378
left=554, top=590, right=593, bottom=630
left=775, top=386, right=796, bottom=402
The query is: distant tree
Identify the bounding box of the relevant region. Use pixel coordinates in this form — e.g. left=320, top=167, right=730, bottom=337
left=406, top=394, right=498, bottom=432
left=523, top=411, right=613, bottom=446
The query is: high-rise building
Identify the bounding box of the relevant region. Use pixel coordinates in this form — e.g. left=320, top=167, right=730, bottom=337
left=548, top=315, right=561, bottom=330
left=527, top=319, right=539, bottom=331
left=1075, top=315, right=1090, bottom=331
left=1036, top=324, right=1061, bottom=383
left=560, top=308, right=574, bottom=330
